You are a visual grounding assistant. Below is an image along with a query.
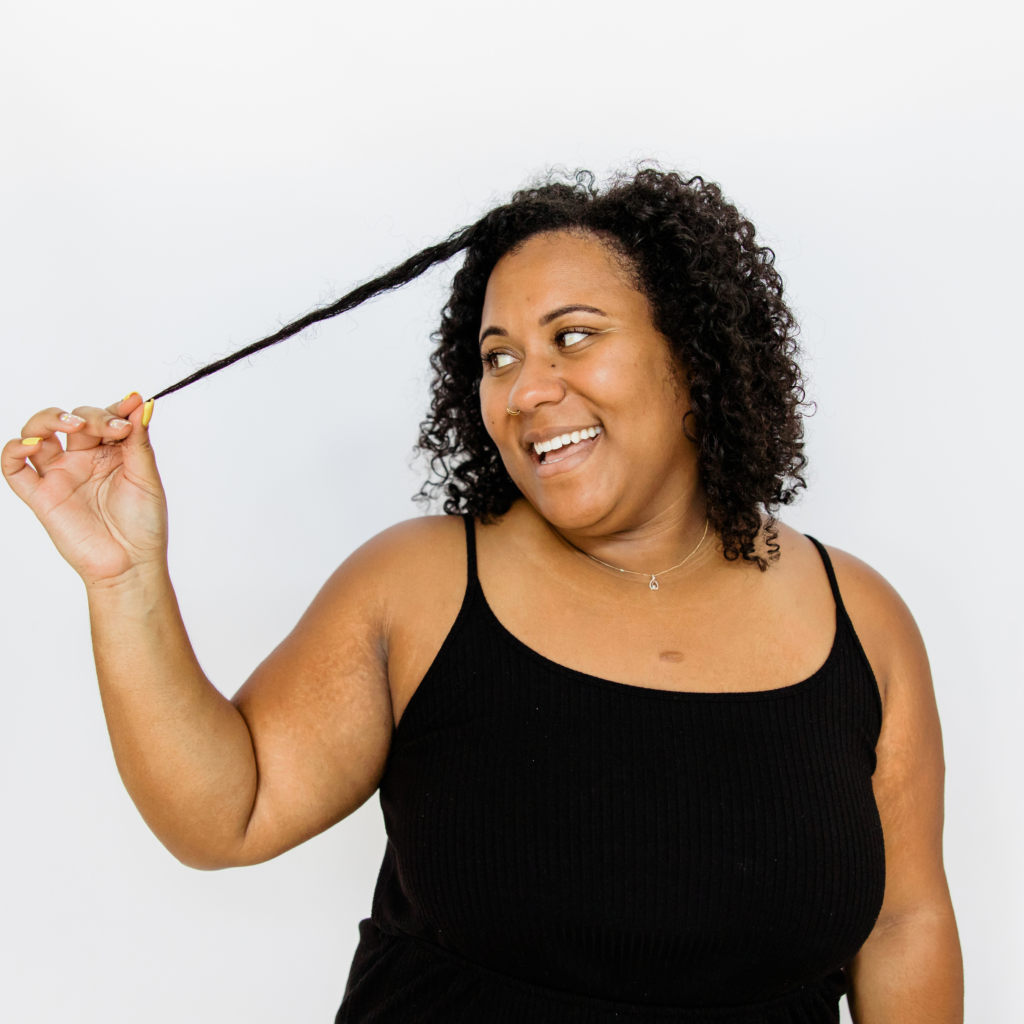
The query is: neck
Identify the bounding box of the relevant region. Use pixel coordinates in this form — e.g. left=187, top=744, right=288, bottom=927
left=539, top=487, right=713, bottom=578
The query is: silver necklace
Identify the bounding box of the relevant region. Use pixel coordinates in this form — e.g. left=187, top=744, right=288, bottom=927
left=563, top=518, right=710, bottom=591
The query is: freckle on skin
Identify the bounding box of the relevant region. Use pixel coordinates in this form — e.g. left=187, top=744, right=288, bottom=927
left=659, top=651, right=684, bottom=663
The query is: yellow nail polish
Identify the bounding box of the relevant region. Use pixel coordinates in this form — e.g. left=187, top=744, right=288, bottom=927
left=21, top=437, right=42, bottom=446
left=123, top=391, right=141, bottom=402
left=141, top=400, right=154, bottom=427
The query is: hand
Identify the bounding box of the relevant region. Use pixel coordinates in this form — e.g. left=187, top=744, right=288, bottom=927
left=2, top=394, right=167, bottom=587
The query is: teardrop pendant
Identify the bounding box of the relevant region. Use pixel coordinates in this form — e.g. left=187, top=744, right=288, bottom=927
left=649, top=576, right=659, bottom=591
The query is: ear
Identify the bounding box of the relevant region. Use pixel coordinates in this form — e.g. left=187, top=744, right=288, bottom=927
left=682, top=409, right=699, bottom=443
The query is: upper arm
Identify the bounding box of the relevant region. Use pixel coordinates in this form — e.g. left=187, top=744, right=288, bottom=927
left=827, top=547, right=951, bottom=921
left=228, top=515, right=465, bottom=865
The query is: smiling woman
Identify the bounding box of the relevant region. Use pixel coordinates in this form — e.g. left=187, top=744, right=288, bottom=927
left=416, top=173, right=806, bottom=571
left=2, top=168, right=962, bottom=1023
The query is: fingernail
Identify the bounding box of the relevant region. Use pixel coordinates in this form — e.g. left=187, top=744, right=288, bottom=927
left=123, top=391, right=141, bottom=402
left=109, top=419, right=130, bottom=430
left=59, top=413, right=86, bottom=426
left=141, top=400, right=154, bottom=427
left=21, top=437, right=42, bottom=446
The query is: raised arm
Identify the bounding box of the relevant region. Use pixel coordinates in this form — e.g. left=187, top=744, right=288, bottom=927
left=830, top=548, right=963, bottom=1023
left=2, top=396, right=394, bottom=869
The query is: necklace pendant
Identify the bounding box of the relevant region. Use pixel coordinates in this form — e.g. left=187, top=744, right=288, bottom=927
left=649, top=576, right=659, bottom=591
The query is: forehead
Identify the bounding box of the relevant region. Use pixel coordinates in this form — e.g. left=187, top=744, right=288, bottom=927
left=481, top=230, right=642, bottom=321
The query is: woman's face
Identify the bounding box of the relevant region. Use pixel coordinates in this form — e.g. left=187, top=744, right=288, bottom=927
left=479, top=230, right=698, bottom=533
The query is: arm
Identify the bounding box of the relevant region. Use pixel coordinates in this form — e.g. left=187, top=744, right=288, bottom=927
left=86, top=542, right=396, bottom=869
left=2, top=397, right=396, bottom=870
left=830, top=548, right=963, bottom=1023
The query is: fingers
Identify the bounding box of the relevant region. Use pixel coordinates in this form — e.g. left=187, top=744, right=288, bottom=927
left=16, top=406, right=85, bottom=441
left=117, top=396, right=160, bottom=486
left=3, top=395, right=159, bottom=504
left=1, top=434, right=50, bottom=502
left=63, top=405, right=134, bottom=452
left=4, top=405, right=96, bottom=499
left=15, top=406, right=87, bottom=475
left=112, top=392, right=155, bottom=433
left=108, top=391, right=145, bottom=419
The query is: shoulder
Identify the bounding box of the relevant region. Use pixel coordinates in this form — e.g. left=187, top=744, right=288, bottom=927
left=338, top=514, right=472, bottom=722
left=347, top=513, right=467, bottom=574
left=814, top=539, right=930, bottom=711
left=339, top=511, right=469, bottom=632
left=309, top=513, right=468, bottom=631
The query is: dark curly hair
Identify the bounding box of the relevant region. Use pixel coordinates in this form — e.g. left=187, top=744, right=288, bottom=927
left=152, top=167, right=807, bottom=569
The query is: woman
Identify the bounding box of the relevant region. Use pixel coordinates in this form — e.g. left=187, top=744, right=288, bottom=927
left=3, top=170, right=962, bottom=1022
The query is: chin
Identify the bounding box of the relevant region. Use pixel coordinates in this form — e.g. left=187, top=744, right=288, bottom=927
left=519, top=479, right=618, bottom=533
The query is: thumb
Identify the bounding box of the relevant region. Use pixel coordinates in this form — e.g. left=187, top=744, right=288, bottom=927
left=121, top=399, right=163, bottom=487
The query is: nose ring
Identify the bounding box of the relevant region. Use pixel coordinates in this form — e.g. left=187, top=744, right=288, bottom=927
left=506, top=405, right=521, bottom=416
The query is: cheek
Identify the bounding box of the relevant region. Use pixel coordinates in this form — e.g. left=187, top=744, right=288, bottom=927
left=478, top=380, right=508, bottom=443
left=584, top=352, right=686, bottom=435
left=582, top=353, right=654, bottom=415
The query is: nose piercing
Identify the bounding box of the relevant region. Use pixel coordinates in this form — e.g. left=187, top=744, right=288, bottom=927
left=506, top=405, right=521, bottom=416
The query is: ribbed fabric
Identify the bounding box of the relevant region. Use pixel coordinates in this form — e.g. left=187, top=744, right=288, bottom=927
left=337, top=517, right=885, bottom=1024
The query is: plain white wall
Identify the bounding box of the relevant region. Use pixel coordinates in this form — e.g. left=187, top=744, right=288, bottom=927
left=1, top=1, right=1020, bottom=1020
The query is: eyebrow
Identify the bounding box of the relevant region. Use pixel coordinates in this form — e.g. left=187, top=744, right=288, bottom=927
left=539, top=303, right=609, bottom=325
left=479, top=304, right=610, bottom=346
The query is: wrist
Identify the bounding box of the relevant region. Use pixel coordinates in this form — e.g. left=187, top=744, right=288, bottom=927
left=84, top=559, right=171, bottom=600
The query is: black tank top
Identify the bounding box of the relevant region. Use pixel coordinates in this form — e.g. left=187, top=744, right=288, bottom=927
left=337, top=517, right=885, bottom=1024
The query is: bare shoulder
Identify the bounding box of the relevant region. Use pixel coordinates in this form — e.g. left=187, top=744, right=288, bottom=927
left=343, top=513, right=467, bottom=579
left=332, top=514, right=469, bottom=723
left=817, top=541, right=931, bottom=710
left=281, top=512, right=468, bottom=681
left=316, top=513, right=467, bottom=607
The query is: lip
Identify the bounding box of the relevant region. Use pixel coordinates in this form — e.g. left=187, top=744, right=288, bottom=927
left=529, top=430, right=601, bottom=477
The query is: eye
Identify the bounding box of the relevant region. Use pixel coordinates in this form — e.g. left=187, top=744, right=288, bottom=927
left=487, top=351, right=517, bottom=369
left=559, top=329, right=592, bottom=348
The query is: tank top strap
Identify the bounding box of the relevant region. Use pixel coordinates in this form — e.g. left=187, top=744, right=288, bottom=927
left=462, top=513, right=478, bottom=581
left=804, top=535, right=846, bottom=616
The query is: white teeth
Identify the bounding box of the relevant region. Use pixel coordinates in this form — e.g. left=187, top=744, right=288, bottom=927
left=532, top=426, right=602, bottom=457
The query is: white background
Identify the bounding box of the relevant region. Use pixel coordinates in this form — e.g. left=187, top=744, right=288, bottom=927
left=1, top=1, right=1020, bottom=1021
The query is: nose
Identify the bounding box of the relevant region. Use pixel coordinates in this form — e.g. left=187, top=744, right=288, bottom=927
left=507, top=353, right=566, bottom=414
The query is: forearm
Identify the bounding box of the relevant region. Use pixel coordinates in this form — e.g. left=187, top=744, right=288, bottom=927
left=87, top=564, right=257, bottom=869
left=847, top=904, right=963, bottom=1024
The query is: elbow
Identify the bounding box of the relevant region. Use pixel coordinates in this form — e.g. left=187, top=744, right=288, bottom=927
left=174, top=850, right=238, bottom=872
left=163, top=832, right=278, bottom=871
left=157, top=829, right=256, bottom=871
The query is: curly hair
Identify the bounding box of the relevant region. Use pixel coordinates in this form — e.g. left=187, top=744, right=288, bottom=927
left=418, top=169, right=807, bottom=568
left=152, top=167, right=807, bottom=569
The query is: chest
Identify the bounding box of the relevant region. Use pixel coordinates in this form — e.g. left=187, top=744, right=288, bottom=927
left=478, top=565, right=836, bottom=694
left=379, top=619, right=884, bottom=1004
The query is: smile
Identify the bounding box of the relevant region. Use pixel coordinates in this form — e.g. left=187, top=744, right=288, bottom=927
left=531, top=426, right=602, bottom=462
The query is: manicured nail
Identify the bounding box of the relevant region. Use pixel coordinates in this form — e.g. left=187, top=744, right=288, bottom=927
left=59, top=413, right=86, bottom=426
left=109, top=419, right=130, bottom=430
left=21, top=437, right=42, bottom=446
left=141, top=400, right=154, bottom=427
left=123, top=391, right=141, bottom=402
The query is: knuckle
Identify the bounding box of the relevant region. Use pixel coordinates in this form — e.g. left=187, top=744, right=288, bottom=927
left=127, top=435, right=153, bottom=455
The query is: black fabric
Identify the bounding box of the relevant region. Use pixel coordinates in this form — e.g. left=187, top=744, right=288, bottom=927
left=337, top=518, right=885, bottom=1023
